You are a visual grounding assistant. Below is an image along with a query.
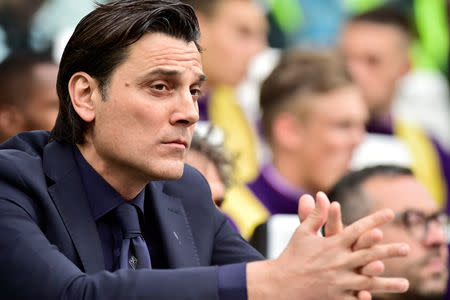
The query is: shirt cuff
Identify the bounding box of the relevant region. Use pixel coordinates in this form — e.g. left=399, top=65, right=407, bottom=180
left=217, top=262, right=248, bottom=300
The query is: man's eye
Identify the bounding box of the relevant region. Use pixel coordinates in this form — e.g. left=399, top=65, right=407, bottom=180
left=191, top=88, right=202, bottom=97
left=407, top=213, right=425, bottom=226
left=152, top=84, right=167, bottom=91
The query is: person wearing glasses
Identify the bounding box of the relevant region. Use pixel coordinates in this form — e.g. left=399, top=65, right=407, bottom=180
left=329, top=165, right=449, bottom=300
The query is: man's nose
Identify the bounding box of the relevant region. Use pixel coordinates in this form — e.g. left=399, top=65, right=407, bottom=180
left=170, top=90, right=199, bottom=126
left=424, top=221, right=447, bottom=247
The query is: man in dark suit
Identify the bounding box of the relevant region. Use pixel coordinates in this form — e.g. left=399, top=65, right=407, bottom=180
left=0, top=0, right=412, bottom=299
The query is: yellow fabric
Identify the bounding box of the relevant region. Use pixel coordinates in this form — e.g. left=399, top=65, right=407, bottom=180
left=221, top=184, right=270, bottom=240
left=208, top=85, right=259, bottom=183
left=394, top=120, right=447, bottom=208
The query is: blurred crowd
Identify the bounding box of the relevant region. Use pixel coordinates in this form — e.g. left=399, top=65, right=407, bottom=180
left=1, top=0, right=450, bottom=299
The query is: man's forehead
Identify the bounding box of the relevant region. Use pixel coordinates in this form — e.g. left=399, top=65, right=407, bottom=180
left=129, top=33, right=201, bottom=65
left=344, top=21, right=408, bottom=46
left=365, top=175, right=438, bottom=213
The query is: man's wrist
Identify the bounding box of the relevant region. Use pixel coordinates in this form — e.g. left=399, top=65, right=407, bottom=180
left=246, top=260, right=276, bottom=300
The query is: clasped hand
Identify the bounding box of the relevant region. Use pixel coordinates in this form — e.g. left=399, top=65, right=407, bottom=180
left=247, top=192, right=409, bottom=300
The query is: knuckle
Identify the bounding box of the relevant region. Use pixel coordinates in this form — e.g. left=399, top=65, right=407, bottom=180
left=362, top=249, right=375, bottom=263
left=362, top=277, right=376, bottom=290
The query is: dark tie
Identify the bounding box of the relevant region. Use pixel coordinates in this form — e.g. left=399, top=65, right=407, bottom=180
left=114, top=203, right=152, bottom=270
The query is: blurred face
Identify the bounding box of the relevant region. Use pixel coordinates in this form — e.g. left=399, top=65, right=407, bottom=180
left=22, top=63, right=59, bottom=131
left=340, top=21, right=410, bottom=115
left=199, top=0, right=267, bottom=87
left=78, top=33, right=204, bottom=194
left=185, top=150, right=225, bottom=207
left=366, top=175, right=448, bottom=300
left=296, top=86, right=368, bottom=192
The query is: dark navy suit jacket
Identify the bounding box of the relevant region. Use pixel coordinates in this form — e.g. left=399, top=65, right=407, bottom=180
left=0, top=131, right=263, bottom=299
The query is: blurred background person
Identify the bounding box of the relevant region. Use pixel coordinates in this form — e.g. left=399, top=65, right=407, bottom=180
left=340, top=4, right=450, bottom=148
left=182, top=0, right=268, bottom=184
left=185, top=125, right=233, bottom=209
left=340, top=6, right=450, bottom=214
left=0, top=52, right=59, bottom=143
left=222, top=49, right=368, bottom=239
left=0, top=0, right=46, bottom=60
left=0, top=0, right=111, bottom=62
left=330, top=165, right=449, bottom=300
left=185, top=124, right=241, bottom=232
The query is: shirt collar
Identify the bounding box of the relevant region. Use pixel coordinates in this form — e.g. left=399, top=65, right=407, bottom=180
left=261, top=163, right=307, bottom=201
left=73, top=146, right=145, bottom=220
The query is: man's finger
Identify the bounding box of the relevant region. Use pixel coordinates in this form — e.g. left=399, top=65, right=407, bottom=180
left=299, top=193, right=329, bottom=234
left=298, top=194, right=315, bottom=223
left=349, top=243, right=409, bottom=268
left=325, top=199, right=343, bottom=236
left=342, top=209, right=394, bottom=246
left=352, top=228, right=383, bottom=251
left=360, top=260, right=385, bottom=276
left=357, top=276, right=409, bottom=294
left=357, top=290, right=372, bottom=300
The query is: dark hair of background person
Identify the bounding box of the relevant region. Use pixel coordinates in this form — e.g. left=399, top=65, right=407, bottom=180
left=189, top=128, right=234, bottom=188
left=350, top=4, right=416, bottom=40
left=0, top=51, right=54, bottom=109
left=328, top=165, right=413, bottom=225
left=259, top=49, right=353, bottom=145
left=50, top=0, right=201, bottom=144
left=0, top=0, right=47, bottom=52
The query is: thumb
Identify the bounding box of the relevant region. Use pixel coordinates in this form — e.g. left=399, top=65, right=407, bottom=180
left=299, top=192, right=329, bottom=234
left=298, top=194, right=315, bottom=222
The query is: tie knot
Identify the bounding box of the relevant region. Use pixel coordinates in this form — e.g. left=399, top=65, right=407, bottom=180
left=114, top=203, right=141, bottom=238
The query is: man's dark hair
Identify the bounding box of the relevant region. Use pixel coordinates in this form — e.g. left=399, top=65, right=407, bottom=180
left=50, top=0, right=201, bottom=144
left=0, top=52, right=54, bottom=109
left=260, top=49, right=352, bottom=144
left=328, top=165, right=413, bottom=225
left=350, top=5, right=415, bottom=39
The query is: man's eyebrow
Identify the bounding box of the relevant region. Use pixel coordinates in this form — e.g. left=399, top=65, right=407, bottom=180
left=138, top=68, right=207, bottom=83
left=197, top=74, right=207, bottom=83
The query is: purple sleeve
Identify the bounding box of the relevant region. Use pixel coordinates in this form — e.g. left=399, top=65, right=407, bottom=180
left=217, top=262, right=248, bottom=300
left=431, top=139, right=450, bottom=214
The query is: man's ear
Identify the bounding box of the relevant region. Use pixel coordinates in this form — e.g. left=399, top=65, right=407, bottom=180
left=68, top=72, right=99, bottom=122
left=272, top=112, right=304, bottom=151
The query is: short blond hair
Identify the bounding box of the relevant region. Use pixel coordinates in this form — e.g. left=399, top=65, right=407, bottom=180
left=260, top=49, right=352, bottom=144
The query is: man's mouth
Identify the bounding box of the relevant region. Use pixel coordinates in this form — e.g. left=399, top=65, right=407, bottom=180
left=423, top=258, right=446, bottom=273
left=163, top=139, right=188, bottom=148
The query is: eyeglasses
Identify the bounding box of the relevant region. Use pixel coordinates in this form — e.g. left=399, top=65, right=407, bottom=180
left=393, top=210, right=449, bottom=241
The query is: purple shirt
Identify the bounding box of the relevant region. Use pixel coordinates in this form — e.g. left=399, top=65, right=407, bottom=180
left=198, top=93, right=211, bottom=121
left=367, top=116, right=450, bottom=214
left=248, top=164, right=306, bottom=215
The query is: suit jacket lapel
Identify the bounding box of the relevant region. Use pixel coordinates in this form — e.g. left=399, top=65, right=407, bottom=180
left=44, top=142, right=105, bottom=274
left=148, top=182, right=200, bottom=268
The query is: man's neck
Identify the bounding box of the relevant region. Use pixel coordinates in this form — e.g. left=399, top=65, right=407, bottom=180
left=76, top=143, right=147, bottom=201
left=272, top=153, right=310, bottom=193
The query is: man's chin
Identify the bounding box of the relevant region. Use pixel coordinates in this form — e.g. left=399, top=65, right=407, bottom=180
left=408, top=279, right=448, bottom=300
left=147, top=162, right=185, bottom=181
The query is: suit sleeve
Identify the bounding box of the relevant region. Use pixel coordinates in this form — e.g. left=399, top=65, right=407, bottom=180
left=0, top=196, right=221, bottom=300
